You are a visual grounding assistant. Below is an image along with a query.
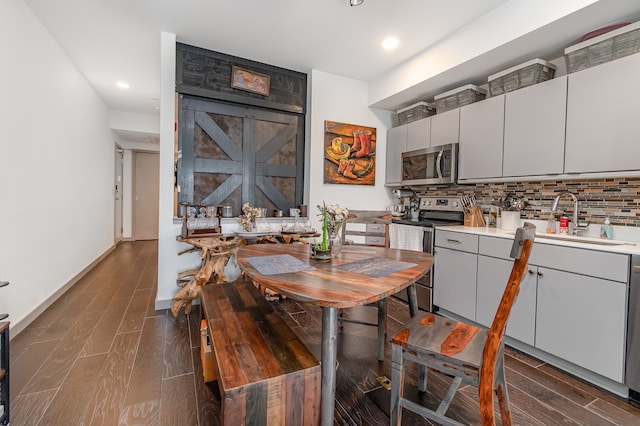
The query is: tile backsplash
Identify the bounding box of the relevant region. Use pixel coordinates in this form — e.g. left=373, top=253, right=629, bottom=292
left=413, top=178, right=640, bottom=226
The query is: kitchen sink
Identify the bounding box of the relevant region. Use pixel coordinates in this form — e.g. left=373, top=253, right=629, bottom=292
left=536, top=234, right=631, bottom=246
left=501, top=230, right=632, bottom=246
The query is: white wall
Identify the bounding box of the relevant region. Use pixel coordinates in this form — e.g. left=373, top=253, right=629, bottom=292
left=307, top=70, right=395, bottom=232
left=156, top=32, right=183, bottom=310
left=110, top=111, right=160, bottom=135
left=0, top=0, right=115, bottom=333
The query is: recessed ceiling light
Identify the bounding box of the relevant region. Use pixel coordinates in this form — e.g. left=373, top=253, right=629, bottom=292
left=382, top=37, right=399, bottom=51
left=116, top=81, right=131, bottom=89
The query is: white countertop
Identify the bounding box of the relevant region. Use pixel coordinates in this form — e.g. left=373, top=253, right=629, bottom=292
left=436, top=221, right=640, bottom=256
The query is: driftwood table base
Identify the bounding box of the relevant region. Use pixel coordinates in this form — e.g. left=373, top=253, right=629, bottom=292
left=172, top=235, right=244, bottom=317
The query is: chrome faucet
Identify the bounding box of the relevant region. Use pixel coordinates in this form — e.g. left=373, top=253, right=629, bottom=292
left=551, top=191, right=587, bottom=235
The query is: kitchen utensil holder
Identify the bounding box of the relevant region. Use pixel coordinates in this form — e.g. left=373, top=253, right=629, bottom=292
left=464, top=206, right=486, bottom=227
left=500, top=211, right=521, bottom=231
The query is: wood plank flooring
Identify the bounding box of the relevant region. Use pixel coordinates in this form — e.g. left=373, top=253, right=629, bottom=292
left=8, top=240, right=640, bottom=425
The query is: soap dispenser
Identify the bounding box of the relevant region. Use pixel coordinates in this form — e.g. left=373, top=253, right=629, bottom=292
left=601, top=216, right=613, bottom=239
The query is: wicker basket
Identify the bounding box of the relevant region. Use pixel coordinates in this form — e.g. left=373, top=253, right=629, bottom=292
left=564, top=21, right=640, bottom=73
left=434, top=84, right=486, bottom=114
left=397, top=101, right=436, bottom=125
left=488, top=59, right=556, bottom=96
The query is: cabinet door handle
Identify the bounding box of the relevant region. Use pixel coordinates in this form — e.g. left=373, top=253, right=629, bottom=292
left=528, top=270, right=535, bottom=274
left=446, top=239, right=461, bottom=244
left=0, top=281, right=9, bottom=287
left=537, top=271, right=544, bottom=277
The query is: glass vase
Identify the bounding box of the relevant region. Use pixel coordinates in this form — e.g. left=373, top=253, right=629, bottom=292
left=256, top=216, right=271, bottom=232
left=242, top=220, right=255, bottom=232
left=329, top=231, right=342, bottom=258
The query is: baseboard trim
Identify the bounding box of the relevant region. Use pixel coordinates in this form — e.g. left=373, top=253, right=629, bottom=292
left=155, top=298, right=173, bottom=311
left=155, top=297, right=199, bottom=312
left=10, top=244, right=117, bottom=338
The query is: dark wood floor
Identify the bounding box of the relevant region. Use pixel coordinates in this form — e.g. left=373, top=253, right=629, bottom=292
left=8, top=240, right=640, bottom=425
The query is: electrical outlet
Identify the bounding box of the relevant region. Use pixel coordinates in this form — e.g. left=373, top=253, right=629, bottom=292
left=377, top=375, right=391, bottom=391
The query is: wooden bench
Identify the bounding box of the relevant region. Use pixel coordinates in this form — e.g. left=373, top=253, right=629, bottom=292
left=200, top=280, right=321, bottom=425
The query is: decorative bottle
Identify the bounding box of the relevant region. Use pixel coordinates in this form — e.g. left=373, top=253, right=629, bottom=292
left=600, top=216, right=613, bottom=239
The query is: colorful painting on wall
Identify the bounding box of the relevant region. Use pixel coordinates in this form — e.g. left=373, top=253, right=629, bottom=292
left=324, top=120, right=376, bottom=185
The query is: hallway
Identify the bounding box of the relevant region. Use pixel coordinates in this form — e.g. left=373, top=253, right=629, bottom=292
left=8, top=241, right=640, bottom=425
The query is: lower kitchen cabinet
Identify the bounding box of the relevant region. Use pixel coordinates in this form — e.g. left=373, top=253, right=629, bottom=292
left=434, top=246, right=477, bottom=320
left=535, top=267, right=627, bottom=382
left=437, top=231, right=630, bottom=386
left=476, top=256, right=537, bottom=346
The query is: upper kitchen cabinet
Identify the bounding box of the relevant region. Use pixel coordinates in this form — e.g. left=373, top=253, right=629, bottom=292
left=458, top=95, right=505, bottom=181
left=405, top=118, right=431, bottom=151
left=565, top=52, right=640, bottom=173
left=430, top=109, right=460, bottom=146
left=385, top=125, right=407, bottom=185
left=503, top=76, right=567, bottom=177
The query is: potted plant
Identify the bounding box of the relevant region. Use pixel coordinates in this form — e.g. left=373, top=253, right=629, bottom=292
left=311, top=203, right=333, bottom=261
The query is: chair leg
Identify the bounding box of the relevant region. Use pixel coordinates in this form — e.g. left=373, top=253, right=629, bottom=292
left=377, top=299, right=387, bottom=361
left=496, top=358, right=512, bottom=426
left=390, top=344, right=405, bottom=426
left=418, top=362, right=428, bottom=393
left=405, top=284, right=427, bottom=391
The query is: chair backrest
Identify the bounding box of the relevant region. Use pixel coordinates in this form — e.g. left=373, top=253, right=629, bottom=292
left=479, top=222, right=536, bottom=425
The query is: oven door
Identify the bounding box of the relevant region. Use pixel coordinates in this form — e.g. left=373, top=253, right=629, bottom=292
left=393, top=226, right=434, bottom=312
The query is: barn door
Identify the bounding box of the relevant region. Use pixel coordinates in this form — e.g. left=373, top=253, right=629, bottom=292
left=178, top=96, right=304, bottom=216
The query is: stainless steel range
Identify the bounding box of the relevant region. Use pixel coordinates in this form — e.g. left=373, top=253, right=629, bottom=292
left=390, top=196, right=464, bottom=311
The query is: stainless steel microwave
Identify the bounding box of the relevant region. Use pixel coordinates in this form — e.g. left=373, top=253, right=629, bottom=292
left=401, top=143, right=458, bottom=185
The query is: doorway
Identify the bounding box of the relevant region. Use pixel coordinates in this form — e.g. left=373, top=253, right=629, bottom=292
left=114, top=145, right=124, bottom=244
left=133, top=151, right=159, bottom=240
left=177, top=96, right=304, bottom=212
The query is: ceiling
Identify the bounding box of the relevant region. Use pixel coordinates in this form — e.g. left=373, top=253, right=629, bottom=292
left=23, top=0, right=640, bottom=144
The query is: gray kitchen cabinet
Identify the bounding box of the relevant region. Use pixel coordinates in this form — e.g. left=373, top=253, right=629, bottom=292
left=436, top=229, right=629, bottom=384
left=476, top=240, right=537, bottom=346
left=536, top=267, right=627, bottom=382
left=385, top=125, right=407, bottom=185
left=343, top=222, right=387, bottom=247
left=430, top=109, right=459, bottom=146
left=565, top=52, right=640, bottom=173
left=503, top=76, right=567, bottom=177
left=434, top=230, right=478, bottom=320
left=405, top=118, right=431, bottom=151
left=476, top=235, right=537, bottom=345
left=458, top=95, right=505, bottom=180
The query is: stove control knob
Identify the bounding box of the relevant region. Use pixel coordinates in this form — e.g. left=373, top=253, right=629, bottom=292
left=453, top=201, right=459, bottom=208
left=422, top=200, right=431, bottom=207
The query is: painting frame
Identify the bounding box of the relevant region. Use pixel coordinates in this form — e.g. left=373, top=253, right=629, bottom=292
left=230, top=65, right=270, bottom=96
left=324, top=120, right=376, bottom=186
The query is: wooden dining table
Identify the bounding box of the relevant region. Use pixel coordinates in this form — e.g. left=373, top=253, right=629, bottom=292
left=236, top=243, right=434, bottom=425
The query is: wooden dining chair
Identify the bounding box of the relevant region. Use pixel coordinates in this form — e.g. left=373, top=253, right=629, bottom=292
left=389, top=222, right=536, bottom=426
